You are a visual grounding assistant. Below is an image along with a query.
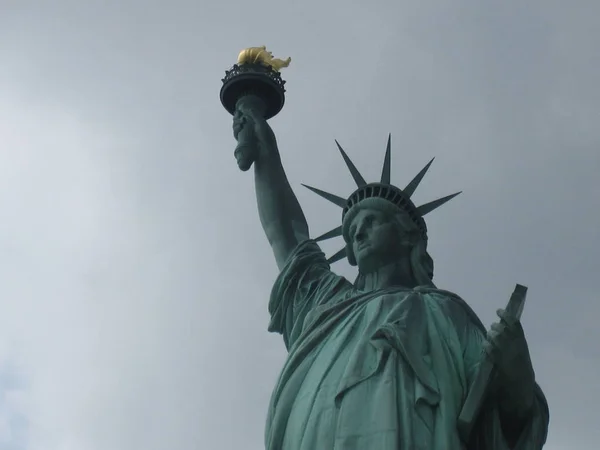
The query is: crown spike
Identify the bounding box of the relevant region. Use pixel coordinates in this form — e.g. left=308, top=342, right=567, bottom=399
left=327, top=247, right=347, bottom=264
left=380, top=133, right=392, bottom=184
left=416, top=191, right=462, bottom=216
left=314, top=226, right=343, bottom=242
left=335, top=140, right=367, bottom=187
left=403, top=157, right=435, bottom=198
left=302, top=184, right=347, bottom=207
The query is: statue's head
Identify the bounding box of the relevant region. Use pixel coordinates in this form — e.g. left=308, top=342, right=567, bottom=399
left=348, top=207, right=411, bottom=272
left=343, top=201, right=435, bottom=288
left=303, top=135, right=459, bottom=286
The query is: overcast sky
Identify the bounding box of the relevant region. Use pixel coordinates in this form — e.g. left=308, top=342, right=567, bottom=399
left=0, top=1, right=598, bottom=449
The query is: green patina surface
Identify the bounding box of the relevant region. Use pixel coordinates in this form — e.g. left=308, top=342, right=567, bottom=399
left=230, top=93, right=549, bottom=449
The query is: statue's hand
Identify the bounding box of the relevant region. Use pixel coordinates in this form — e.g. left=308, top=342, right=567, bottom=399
left=232, top=104, right=277, bottom=169
left=484, top=309, right=536, bottom=416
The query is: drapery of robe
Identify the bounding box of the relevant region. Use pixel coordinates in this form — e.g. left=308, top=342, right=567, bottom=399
left=264, top=240, right=549, bottom=450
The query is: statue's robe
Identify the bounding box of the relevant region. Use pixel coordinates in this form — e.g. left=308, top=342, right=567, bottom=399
left=265, top=241, right=549, bottom=450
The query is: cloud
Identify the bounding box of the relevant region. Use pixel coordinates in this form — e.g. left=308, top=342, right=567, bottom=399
left=0, top=348, right=28, bottom=450
left=0, top=90, right=143, bottom=449
left=0, top=1, right=598, bottom=449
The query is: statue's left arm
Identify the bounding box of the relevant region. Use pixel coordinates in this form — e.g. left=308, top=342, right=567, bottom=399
left=448, top=298, right=549, bottom=449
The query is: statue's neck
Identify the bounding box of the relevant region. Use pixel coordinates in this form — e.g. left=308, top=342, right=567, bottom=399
left=360, top=258, right=418, bottom=291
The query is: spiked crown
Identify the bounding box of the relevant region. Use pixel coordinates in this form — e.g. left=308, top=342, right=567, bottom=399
left=303, top=134, right=461, bottom=265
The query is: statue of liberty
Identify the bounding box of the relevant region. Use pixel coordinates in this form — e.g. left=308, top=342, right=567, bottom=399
left=226, top=52, right=549, bottom=449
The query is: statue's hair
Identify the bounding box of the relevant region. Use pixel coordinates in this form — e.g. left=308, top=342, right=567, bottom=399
left=351, top=210, right=435, bottom=290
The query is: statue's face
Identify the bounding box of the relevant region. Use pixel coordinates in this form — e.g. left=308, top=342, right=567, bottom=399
left=349, top=208, right=406, bottom=273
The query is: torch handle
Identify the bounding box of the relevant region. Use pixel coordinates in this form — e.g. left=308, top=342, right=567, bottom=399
left=234, top=124, right=258, bottom=171
left=234, top=94, right=266, bottom=172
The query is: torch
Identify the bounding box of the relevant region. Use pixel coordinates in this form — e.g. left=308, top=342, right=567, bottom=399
left=220, top=46, right=291, bottom=171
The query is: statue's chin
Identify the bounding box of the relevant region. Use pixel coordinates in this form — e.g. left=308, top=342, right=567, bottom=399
left=356, top=259, right=381, bottom=275
left=356, top=250, right=395, bottom=273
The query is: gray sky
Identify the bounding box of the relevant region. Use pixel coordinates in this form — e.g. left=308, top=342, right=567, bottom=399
left=0, top=1, right=598, bottom=449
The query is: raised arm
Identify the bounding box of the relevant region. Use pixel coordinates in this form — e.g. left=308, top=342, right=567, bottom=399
left=233, top=95, right=309, bottom=270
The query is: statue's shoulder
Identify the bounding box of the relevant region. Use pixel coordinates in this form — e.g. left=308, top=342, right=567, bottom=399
left=414, top=286, right=486, bottom=331
left=413, top=286, right=464, bottom=302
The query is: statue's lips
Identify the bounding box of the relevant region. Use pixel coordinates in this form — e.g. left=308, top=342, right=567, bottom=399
left=357, top=242, right=371, bottom=252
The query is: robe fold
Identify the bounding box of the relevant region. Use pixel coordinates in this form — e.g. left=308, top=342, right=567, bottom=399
left=265, top=240, right=549, bottom=450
